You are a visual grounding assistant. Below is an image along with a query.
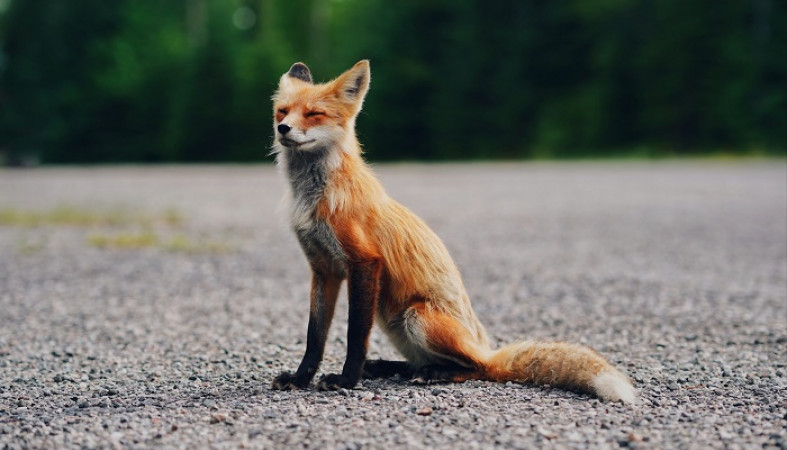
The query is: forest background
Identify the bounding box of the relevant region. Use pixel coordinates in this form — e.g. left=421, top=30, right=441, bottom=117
left=0, top=0, right=784, bottom=164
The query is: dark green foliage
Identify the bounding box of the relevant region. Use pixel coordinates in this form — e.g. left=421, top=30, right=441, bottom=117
left=0, top=0, right=784, bottom=163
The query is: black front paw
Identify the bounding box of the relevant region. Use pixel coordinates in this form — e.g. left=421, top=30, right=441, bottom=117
left=271, top=371, right=310, bottom=390
left=316, top=373, right=357, bottom=391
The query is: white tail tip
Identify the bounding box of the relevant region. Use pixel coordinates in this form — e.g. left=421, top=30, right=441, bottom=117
left=592, top=370, right=637, bottom=404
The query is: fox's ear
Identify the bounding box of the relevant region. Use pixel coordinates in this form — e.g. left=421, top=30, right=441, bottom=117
left=286, top=62, right=313, bottom=84
left=333, top=60, right=370, bottom=104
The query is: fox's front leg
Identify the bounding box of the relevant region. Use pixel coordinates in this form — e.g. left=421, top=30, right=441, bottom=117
left=272, top=272, right=341, bottom=390
left=317, top=260, right=381, bottom=390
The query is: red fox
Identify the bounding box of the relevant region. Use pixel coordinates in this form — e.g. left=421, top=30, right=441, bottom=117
left=270, top=60, right=636, bottom=404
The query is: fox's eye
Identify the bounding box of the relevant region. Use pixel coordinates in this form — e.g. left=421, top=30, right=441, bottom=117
left=277, top=108, right=289, bottom=115
left=305, top=111, right=326, bottom=118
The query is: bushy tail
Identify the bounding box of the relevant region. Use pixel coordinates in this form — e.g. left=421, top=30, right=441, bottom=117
left=483, top=340, right=636, bottom=404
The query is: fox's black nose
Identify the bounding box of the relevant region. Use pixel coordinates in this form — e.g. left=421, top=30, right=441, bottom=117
left=277, top=124, right=291, bottom=135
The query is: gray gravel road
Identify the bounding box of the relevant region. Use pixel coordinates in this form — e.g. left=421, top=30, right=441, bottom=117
left=1, top=162, right=785, bottom=449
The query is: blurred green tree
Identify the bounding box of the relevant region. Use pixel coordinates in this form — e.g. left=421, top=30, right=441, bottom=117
left=0, top=0, right=123, bottom=163
left=0, top=0, right=783, bottom=163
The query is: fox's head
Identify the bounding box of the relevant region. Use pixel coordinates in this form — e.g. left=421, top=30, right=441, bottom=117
left=272, top=60, right=370, bottom=153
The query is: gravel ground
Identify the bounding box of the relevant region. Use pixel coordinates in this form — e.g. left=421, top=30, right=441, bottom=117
left=0, top=161, right=785, bottom=449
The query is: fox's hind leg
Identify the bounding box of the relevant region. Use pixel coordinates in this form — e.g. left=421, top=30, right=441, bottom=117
left=411, top=363, right=478, bottom=384
left=398, top=303, right=490, bottom=383
left=361, top=359, right=474, bottom=383
left=362, top=360, right=414, bottom=379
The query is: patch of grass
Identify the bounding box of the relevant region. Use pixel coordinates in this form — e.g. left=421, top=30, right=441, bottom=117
left=0, top=206, right=123, bottom=227
left=162, top=234, right=233, bottom=254
left=87, top=232, right=159, bottom=249
left=0, top=206, right=184, bottom=228
left=2, top=205, right=230, bottom=254
left=86, top=232, right=233, bottom=253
